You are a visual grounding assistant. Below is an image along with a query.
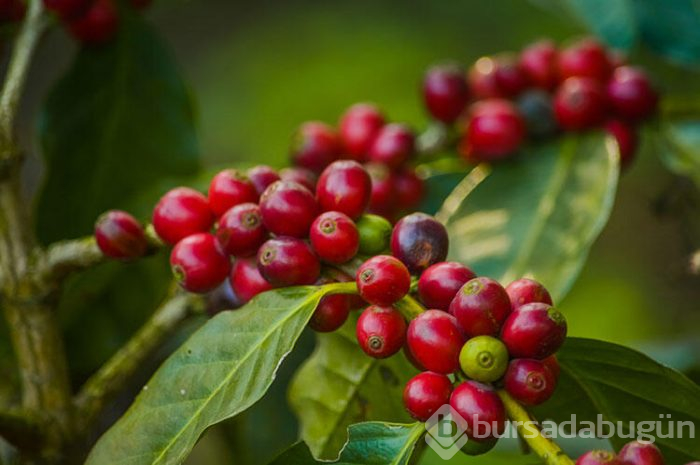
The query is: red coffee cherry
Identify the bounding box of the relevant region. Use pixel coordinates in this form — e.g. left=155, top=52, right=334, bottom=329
left=356, top=255, right=411, bottom=306
left=605, top=119, right=638, bottom=169
left=257, top=237, right=320, bottom=287
left=391, top=213, right=449, bottom=275
left=366, top=162, right=397, bottom=218
left=280, top=166, right=316, bottom=192
left=606, top=66, right=658, bottom=121
left=43, top=0, right=90, bottom=19
left=247, top=165, right=280, bottom=196
left=208, top=169, right=259, bottom=217
left=290, top=121, right=341, bottom=173
left=259, top=181, right=318, bottom=238
left=310, top=211, right=359, bottom=264
left=505, top=278, right=553, bottom=310
left=368, top=123, right=415, bottom=169
left=448, top=277, right=512, bottom=337
left=554, top=77, right=608, bottom=130
left=153, top=187, right=214, bottom=245
left=356, top=305, right=406, bottom=358
left=542, top=354, right=560, bottom=379
left=418, top=262, right=477, bottom=311
left=394, top=168, right=425, bottom=211
left=423, top=63, right=469, bottom=123
left=339, top=103, right=385, bottom=160
left=68, top=0, right=119, bottom=44
left=309, top=294, right=351, bottom=332
left=519, top=39, right=559, bottom=90
left=618, top=441, right=665, bottom=465
left=462, top=99, right=525, bottom=162
left=170, top=233, right=230, bottom=293
left=94, top=210, right=147, bottom=259
left=403, top=372, right=453, bottom=421
left=577, top=451, right=621, bottom=465
left=468, top=56, right=529, bottom=99
left=216, top=203, right=267, bottom=257
left=500, top=302, right=567, bottom=359
left=229, top=258, right=273, bottom=304
left=316, top=160, right=372, bottom=220
left=407, top=310, right=466, bottom=374
left=558, top=37, right=612, bottom=82
left=504, top=358, right=558, bottom=406
left=449, top=381, right=506, bottom=442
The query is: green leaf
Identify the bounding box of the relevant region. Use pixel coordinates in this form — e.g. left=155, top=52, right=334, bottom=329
left=268, top=422, right=424, bottom=465
left=534, top=337, right=700, bottom=463
left=86, top=284, right=351, bottom=465
left=565, top=0, right=637, bottom=50
left=633, top=0, right=700, bottom=66
left=36, top=14, right=199, bottom=244
left=289, top=318, right=415, bottom=459
left=437, top=133, right=619, bottom=302
left=657, top=121, right=700, bottom=187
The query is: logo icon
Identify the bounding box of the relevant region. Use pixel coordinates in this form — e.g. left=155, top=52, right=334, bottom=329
left=424, top=404, right=469, bottom=459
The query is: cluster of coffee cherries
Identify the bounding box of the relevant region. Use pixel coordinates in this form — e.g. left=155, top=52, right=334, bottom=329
left=290, top=103, right=424, bottom=220
left=578, top=440, right=698, bottom=465
left=43, top=0, right=150, bottom=44
left=423, top=37, right=659, bottom=167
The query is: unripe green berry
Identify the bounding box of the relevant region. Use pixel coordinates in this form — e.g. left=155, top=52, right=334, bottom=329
left=356, top=214, right=392, bottom=255
left=459, top=335, right=509, bottom=383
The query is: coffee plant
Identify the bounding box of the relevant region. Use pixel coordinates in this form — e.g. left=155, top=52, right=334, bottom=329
left=0, top=1, right=699, bottom=464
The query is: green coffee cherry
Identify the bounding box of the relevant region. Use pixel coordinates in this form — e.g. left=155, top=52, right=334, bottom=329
left=356, top=214, right=392, bottom=255
left=460, top=436, right=498, bottom=456
left=459, top=335, right=509, bottom=383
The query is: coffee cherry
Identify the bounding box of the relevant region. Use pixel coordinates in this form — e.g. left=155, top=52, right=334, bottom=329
left=208, top=169, right=259, bottom=217
left=356, top=255, right=411, bottom=306
left=418, top=262, right=476, bottom=311
left=450, top=381, right=506, bottom=442
left=316, top=160, right=372, bottom=220
left=554, top=77, right=608, bottom=130
left=247, top=165, right=280, bottom=196
left=542, top=354, right=560, bottom=379
left=459, top=335, right=509, bottom=383
left=309, top=294, right=351, bottom=332
left=257, top=237, right=320, bottom=286
left=368, top=123, right=415, bottom=169
left=577, top=451, right=621, bottom=465
left=606, top=66, right=658, bottom=121
left=423, top=64, right=469, bottom=123
left=460, top=437, right=498, bottom=456
left=449, top=277, right=512, bottom=337
left=469, top=56, right=529, bottom=99
left=366, top=162, right=397, bottom=218
left=170, top=233, right=230, bottom=293
left=391, top=213, right=448, bottom=274
left=153, top=187, right=214, bottom=245
left=260, top=181, right=318, bottom=238
left=618, top=441, right=665, bottom=465
left=229, top=258, right=273, bottom=304
left=94, top=210, right=147, bottom=259
left=407, top=310, right=466, bottom=374
left=393, top=168, right=424, bottom=212
left=558, top=37, right=612, bottom=82
left=216, top=203, right=267, bottom=257
left=403, top=372, right=453, bottom=421
left=310, top=211, right=359, bottom=264
left=339, top=103, right=385, bottom=160
left=605, top=120, right=638, bottom=168
left=356, top=305, right=406, bottom=358
left=280, top=166, right=316, bottom=192
left=505, top=278, right=553, bottom=310
left=356, top=214, right=393, bottom=255
left=504, top=358, right=557, bottom=405
left=68, top=0, right=119, bottom=44
left=44, top=0, right=90, bottom=19
left=462, top=99, right=525, bottom=162
left=290, top=121, right=341, bottom=173
left=500, top=302, right=567, bottom=359
left=492, top=55, right=530, bottom=98
left=516, top=90, right=558, bottom=139
left=519, top=39, right=559, bottom=90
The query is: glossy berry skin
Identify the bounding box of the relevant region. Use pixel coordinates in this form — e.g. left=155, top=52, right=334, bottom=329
left=450, top=381, right=506, bottom=442
left=558, top=37, right=612, bottom=82
left=469, top=56, right=529, bottom=99
left=394, top=168, right=424, bottom=211
left=500, top=302, right=567, bottom=359
left=316, top=160, right=372, bottom=220
left=403, top=372, right=453, bottom=421
left=257, top=237, right=320, bottom=287
left=418, top=262, right=476, bottom=311
left=576, top=450, right=621, bottom=465
left=618, top=441, right=665, bottom=465
left=504, top=358, right=557, bottom=405
left=368, top=123, right=415, bottom=169
left=259, top=181, right=318, bottom=238
left=153, top=187, right=214, bottom=245
left=554, top=77, right=608, bottom=130
left=280, top=166, right=316, bottom=192
left=407, top=310, right=466, bottom=374
left=43, top=0, right=90, bottom=19
left=170, top=233, right=230, bottom=293
left=423, top=64, right=469, bottom=123
left=459, top=335, right=509, bottom=383
left=542, top=354, right=560, bottom=379
left=216, top=203, right=267, bottom=257
left=208, top=169, right=259, bottom=217
left=516, top=90, right=559, bottom=139
left=339, top=103, right=385, bottom=160
left=309, top=294, right=351, bottom=332
left=290, top=121, right=341, bottom=173
left=506, top=278, right=553, bottom=310
left=366, top=162, right=397, bottom=218
left=519, top=39, right=559, bottom=90
left=391, top=213, right=449, bottom=275
left=247, top=165, right=280, bottom=196
left=229, top=258, right=273, bottom=304
left=462, top=99, right=525, bottom=162
left=606, top=66, right=658, bottom=121
left=605, top=120, right=638, bottom=169
left=356, top=255, right=411, bottom=306
left=356, top=305, right=406, bottom=358
left=68, top=0, right=119, bottom=44
left=356, top=214, right=393, bottom=255
left=94, top=210, right=147, bottom=259
left=309, top=211, right=359, bottom=264
left=449, top=277, right=512, bottom=337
